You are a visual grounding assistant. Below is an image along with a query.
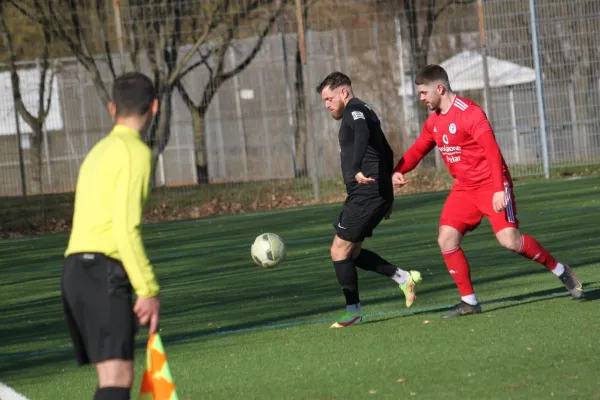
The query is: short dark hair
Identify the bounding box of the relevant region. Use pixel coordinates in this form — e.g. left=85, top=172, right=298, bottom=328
left=112, top=72, right=156, bottom=117
left=415, top=64, right=451, bottom=89
left=316, top=71, right=352, bottom=94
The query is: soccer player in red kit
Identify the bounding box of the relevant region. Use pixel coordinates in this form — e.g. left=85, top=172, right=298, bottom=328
left=393, top=65, right=583, bottom=318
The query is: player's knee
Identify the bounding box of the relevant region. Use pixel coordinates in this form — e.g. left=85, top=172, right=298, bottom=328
left=496, top=229, right=521, bottom=252
left=498, top=236, right=520, bottom=252
left=96, top=359, right=134, bottom=388
left=437, top=234, right=459, bottom=252
left=329, top=245, right=338, bottom=260
left=331, top=246, right=352, bottom=261
left=330, top=244, right=345, bottom=261
left=438, top=225, right=462, bottom=251
left=330, top=238, right=354, bottom=261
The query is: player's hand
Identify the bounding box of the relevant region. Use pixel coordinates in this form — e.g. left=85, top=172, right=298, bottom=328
left=355, top=172, right=375, bottom=184
left=492, top=191, right=507, bottom=213
left=392, top=172, right=409, bottom=188
left=134, top=295, right=160, bottom=336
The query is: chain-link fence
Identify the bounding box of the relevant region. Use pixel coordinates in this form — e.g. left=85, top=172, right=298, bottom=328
left=1, top=0, right=599, bottom=233
left=482, top=0, right=600, bottom=176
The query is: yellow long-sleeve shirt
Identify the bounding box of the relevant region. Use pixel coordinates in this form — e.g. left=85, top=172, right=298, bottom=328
left=65, top=125, right=160, bottom=297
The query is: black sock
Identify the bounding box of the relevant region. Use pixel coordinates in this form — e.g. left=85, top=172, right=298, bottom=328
left=333, top=257, right=360, bottom=305
left=94, top=387, right=130, bottom=400
left=354, top=249, right=397, bottom=277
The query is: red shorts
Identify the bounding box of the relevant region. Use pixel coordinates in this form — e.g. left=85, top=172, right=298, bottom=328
left=440, top=182, right=519, bottom=234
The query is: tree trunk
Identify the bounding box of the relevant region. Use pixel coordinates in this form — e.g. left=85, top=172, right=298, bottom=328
left=191, top=107, right=209, bottom=183
left=294, top=46, right=307, bottom=177
left=411, top=51, right=437, bottom=168
left=149, top=88, right=172, bottom=187
left=29, top=123, right=44, bottom=195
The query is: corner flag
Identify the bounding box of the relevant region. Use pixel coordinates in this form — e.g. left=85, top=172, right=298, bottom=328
left=138, top=334, right=179, bottom=400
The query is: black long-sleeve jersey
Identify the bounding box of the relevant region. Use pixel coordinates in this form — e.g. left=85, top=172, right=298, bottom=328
left=338, top=98, right=394, bottom=196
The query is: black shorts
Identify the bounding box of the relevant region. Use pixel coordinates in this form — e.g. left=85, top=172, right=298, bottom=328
left=61, top=253, right=136, bottom=365
left=333, top=194, right=393, bottom=243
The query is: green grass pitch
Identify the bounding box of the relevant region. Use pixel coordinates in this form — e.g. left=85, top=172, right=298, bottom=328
left=1, top=175, right=600, bottom=399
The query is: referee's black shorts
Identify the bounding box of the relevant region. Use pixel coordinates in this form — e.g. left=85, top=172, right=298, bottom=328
left=333, top=193, right=393, bottom=243
left=60, top=253, right=136, bottom=365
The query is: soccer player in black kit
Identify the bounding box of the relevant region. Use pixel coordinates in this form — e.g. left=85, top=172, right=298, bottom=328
left=317, top=72, right=422, bottom=328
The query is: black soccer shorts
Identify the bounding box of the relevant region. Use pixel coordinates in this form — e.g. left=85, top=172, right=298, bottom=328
left=61, top=253, right=136, bottom=365
left=333, top=194, right=393, bottom=243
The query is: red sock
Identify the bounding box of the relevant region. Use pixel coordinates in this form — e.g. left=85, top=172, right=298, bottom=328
left=442, top=246, right=474, bottom=296
left=517, top=235, right=558, bottom=270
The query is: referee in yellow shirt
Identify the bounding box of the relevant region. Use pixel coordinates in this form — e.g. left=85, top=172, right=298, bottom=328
left=61, top=72, right=161, bottom=400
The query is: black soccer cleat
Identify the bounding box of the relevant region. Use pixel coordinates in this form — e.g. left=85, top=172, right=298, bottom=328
left=559, top=265, right=583, bottom=299
left=440, top=301, right=482, bottom=318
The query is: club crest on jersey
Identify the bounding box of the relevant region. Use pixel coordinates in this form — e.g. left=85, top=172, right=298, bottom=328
left=449, top=123, right=457, bottom=134
left=352, top=111, right=365, bottom=120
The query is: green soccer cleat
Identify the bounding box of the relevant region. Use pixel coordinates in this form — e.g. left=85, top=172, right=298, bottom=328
left=399, top=270, right=422, bottom=308
left=330, top=311, right=364, bottom=328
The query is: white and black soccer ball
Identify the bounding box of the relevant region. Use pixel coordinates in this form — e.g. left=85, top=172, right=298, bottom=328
left=251, top=233, right=286, bottom=268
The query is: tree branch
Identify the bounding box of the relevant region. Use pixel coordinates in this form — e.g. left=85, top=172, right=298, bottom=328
left=0, top=3, right=36, bottom=128
left=434, top=0, right=476, bottom=20
left=6, top=0, right=38, bottom=22
left=37, top=24, right=51, bottom=122
left=214, top=34, right=233, bottom=79
left=43, top=61, right=58, bottom=121
left=420, top=0, right=436, bottom=56
left=170, top=1, right=182, bottom=68
left=167, top=12, right=215, bottom=85
left=175, top=0, right=242, bottom=83
left=221, top=2, right=284, bottom=81
left=38, top=1, right=110, bottom=104
left=179, top=47, right=213, bottom=80
left=404, top=0, right=421, bottom=56
left=174, top=78, right=196, bottom=110
left=126, top=2, right=142, bottom=71
left=96, top=0, right=117, bottom=79
left=65, top=0, right=83, bottom=46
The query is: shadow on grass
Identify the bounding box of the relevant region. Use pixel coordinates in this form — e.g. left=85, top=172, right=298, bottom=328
left=1, top=283, right=595, bottom=382
left=357, top=286, right=598, bottom=325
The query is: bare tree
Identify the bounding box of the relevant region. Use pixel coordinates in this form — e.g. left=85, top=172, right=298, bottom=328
left=402, top=0, right=476, bottom=72
left=9, top=0, right=284, bottom=184
left=0, top=2, right=56, bottom=195
left=174, top=0, right=287, bottom=182
left=9, top=0, right=220, bottom=173
left=400, top=0, right=476, bottom=166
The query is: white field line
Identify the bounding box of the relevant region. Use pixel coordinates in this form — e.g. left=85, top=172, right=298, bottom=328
left=0, top=381, right=30, bottom=400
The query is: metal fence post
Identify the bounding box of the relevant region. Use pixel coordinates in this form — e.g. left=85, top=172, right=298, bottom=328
left=528, top=0, right=550, bottom=178
left=296, top=0, right=320, bottom=201
left=477, top=0, right=493, bottom=122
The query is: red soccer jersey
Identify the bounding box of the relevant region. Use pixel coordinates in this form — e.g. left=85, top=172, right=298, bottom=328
left=396, top=96, right=509, bottom=191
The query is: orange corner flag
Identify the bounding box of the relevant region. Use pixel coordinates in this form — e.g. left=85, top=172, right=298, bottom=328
left=138, top=333, right=179, bottom=400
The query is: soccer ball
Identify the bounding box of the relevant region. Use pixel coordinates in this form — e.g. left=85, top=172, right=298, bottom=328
left=251, top=233, right=286, bottom=268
